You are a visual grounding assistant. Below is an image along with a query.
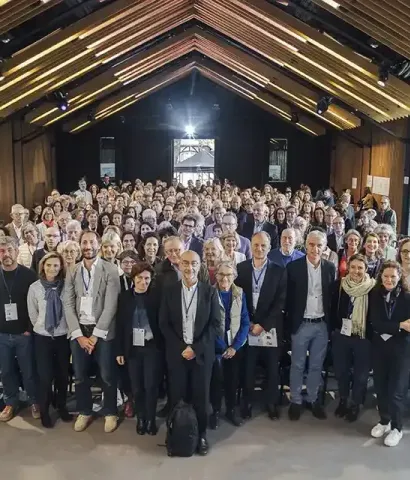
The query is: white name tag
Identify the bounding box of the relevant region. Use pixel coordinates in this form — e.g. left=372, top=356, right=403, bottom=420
left=341, top=318, right=352, bottom=337
left=380, top=333, right=392, bottom=342
left=248, top=328, right=278, bottom=347
left=4, top=303, right=18, bottom=321
left=252, top=292, right=260, bottom=310
left=133, top=328, right=145, bottom=346
left=226, top=329, right=232, bottom=346
left=80, top=296, right=93, bottom=316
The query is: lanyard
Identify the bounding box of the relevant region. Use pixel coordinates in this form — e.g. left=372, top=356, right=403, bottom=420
left=81, top=266, right=92, bottom=294
left=252, top=262, right=267, bottom=290
left=0, top=266, right=19, bottom=302
left=182, top=285, right=198, bottom=318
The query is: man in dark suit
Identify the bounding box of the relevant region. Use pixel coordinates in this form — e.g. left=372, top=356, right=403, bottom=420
left=236, top=232, right=287, bottom=420
left=159, top=250, right=221, bottom=456
left=179, top=214, right=203, bottom=258
left=241, top=202, right=278, bottom=250
left=327, top=216, right=345, bottom=254
left=286, top=230, right=336, bottom=421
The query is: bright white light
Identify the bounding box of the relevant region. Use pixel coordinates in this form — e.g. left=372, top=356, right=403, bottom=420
left=185, top=125, right=195, bottom=136
left=321, top=0, right=340, bottom=8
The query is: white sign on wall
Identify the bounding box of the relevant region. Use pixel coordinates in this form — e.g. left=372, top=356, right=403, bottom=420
left=372, top=176, right=390, bottom=196
left=351, top=177, right=357, bottom=189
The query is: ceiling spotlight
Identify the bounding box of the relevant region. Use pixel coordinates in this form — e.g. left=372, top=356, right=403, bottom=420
left=316, top=96, right=332, bottom=115
left=185, top=125, right=195, bottom=136
left=377, top=65, right=389, bottom=87
left=368, top=39, right=379, bottom=49
left=53, top=91, right=68, bottom=111
left=290, top=112, right=299, bottom=123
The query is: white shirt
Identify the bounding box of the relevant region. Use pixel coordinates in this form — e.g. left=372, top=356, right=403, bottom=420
left=304, top=258, right=324, bottom=318
left=335, top=233, right=344, bottom=251
left=181, top=281, right=198, bottom=345
left=79, top=257, right=100, bottom=326
left=253, top=221, right=265, bottom=234
left=74, top=189, right=93, bottom=205
left=13, top=223, right=23, bottom=246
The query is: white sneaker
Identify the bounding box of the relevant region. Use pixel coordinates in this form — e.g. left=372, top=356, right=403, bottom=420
left=384, top=429, right=403, bottom=447
left=104, top=415, right=118, bottom=433
left=371, top=422, right=391, bottom=438
left=74, top=414, right=92, bottom=432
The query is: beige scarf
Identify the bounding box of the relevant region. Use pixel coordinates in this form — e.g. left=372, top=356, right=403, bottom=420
left=341, top=274, right=376, bottom=338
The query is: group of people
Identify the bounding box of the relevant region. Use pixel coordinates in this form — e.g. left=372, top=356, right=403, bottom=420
left=0, top=175, right=409, bottom=454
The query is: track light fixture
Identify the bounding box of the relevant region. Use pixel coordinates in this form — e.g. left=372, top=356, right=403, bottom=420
left=316, top=96, right=332, bottom=115
left=377, top=64, right=389, bottom=87
left=53, top=91, right=68, bottom=111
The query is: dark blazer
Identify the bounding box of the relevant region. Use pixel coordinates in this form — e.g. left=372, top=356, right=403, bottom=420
left=188, top=236, right=204, bottom=257
left=241, top=220, right=278, bottom=250
left=236, top=259, right=287, bottom=342
left=30, top=246, right=52, bottom=273
left=115, top=288, right=160, bottom=358
left=230, top=208, right=248, bottom=233
left=286, top=257, right=336, bottom=334
left=159, top=281, right=221, bottom=368
left=327, top=232, right=343, bottom=254
left=368, top=287, right=410, bottom=338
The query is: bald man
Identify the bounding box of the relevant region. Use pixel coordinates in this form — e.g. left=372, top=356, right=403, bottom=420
left=159, top=250, right=221, bottom=456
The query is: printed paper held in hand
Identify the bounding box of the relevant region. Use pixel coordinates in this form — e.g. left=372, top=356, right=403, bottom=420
left=248, top=328, right=278, bottom=347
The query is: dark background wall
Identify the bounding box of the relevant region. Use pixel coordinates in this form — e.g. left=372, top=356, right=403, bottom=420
left=56, top=75, right=332, bottom=193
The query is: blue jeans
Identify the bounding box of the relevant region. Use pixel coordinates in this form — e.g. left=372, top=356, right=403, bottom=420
left=71, top=338, right=117, bottom=416
left=290, top=321, right=328, bottom=404
left=0, top=333, right=38, bottom=408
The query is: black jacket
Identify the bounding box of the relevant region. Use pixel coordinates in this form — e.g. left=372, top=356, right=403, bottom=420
left=31, top=244, right=57, bottom=273
left=115, top=288, right=160, bottom=357
left=368, top=287, right=410, bottom=338
left=286, top=257, right=336, bottom=335
left=236, top=259, right=287, bottom=342
left=241, top=220, right=278, bottom=250
left=159, top=281, right=221, bottom=368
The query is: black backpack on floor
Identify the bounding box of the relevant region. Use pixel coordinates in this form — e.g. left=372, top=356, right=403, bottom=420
left=166, top=400, right=198, bottom=457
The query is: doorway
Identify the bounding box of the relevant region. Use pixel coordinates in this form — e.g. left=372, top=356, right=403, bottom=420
left=173, top=138, right=215, bottom=186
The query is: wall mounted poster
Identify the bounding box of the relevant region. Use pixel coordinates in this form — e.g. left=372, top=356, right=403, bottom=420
left=372, top=176, right=390, bottom=196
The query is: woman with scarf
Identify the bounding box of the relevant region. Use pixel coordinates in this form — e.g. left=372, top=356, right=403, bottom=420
left=368, top=261, right=410, bottom=447
left=27, top=252, right=71, bottom=428
left=332, top=254, right=375, bottom=422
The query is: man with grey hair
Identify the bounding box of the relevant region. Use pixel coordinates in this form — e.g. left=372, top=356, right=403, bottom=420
left=57, top=212, right=72, bottom=242
left=221, top=212, right=251, bottom=259
left=286, top=230, right=336, bottom=421
left=376, top=196, right=397, bottom=232
left=142, top=209, right=157, bottom=230
left=66, top=220, right=82, bottom=243
left=5, top=204, right=26, bottom=246
left=74, top=178, right=93, bottom=205
left=242, top=202, right=278, bottom=250
left=268, top=228, right=305, bottom=267
left=0, top=236, right=39, bottom=422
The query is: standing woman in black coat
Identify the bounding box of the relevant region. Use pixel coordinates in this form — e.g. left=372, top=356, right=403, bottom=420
left=115, top=261, right=161, bottom=436
left=368, top=260, right=410, bottom=447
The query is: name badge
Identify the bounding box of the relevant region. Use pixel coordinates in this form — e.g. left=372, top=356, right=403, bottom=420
left=248, top=328, right=278, bottom=347
left=133, top=328, right=145, bottom=347
left=80, top=296, right=93, bottom=316
left=252, top=292, right=260, bottom=310
left=226, top=329, right=232, bottom=346
left=341, top=318, right=352, bottom=337
left=4, top=303, right=18, bottom=321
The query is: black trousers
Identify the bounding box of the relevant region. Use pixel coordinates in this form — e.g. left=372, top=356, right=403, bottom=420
left=127, top=344, right=161, bottom=420
left=372, top=335, right=410, bottom=431
left=118, top=364, right=133, bottom=399
left=168, top=359, right=211, bottom=435
left=243, top=346, right=280, bottom=406
left=34, top=334, right=70, bottom=413
left=332, top=332, right=371, bottom=405
left=210, top=349, right=244, bottom=412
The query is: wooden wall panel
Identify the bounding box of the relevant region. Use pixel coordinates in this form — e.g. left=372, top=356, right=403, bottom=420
left=0, top=120, right=56, bottom=222
left=331, top=119, right=409, bottom=231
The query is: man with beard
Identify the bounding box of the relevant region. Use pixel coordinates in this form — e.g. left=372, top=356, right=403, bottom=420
left=64, top=231, right=121, bottom=433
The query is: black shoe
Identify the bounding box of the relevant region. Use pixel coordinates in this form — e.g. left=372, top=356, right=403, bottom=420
left=58, top=409, right=73, bottom=423
left=41, top=412, right=53, bottom=429
left=334, top=399, right=348, bottom=418
left=146, top=419, right=158, bottom=435
left=225, top=409, right=243, bottom=427
left=136, top=418, right=146, bottom=435
left=197, top=436, right=209, bottom=456
left=312, top=401, right=327, bottom=420
left=209, top=411, right=220, bottom=430
left=240, top=403, right=252, bottom=419
left=288, top=403, right=302, bottom=421
left=345, top=404, right=360, bottom=423
left=267, top=405, right=280, bottom=421
left=156, top=403, right=169, bottom=419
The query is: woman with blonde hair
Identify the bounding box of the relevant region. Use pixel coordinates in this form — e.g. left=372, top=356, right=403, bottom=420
left=100, top=232, right=123, bottom=273
left=220, top=231, right=246, bottom=265
left=57, top=240, right=81, bottom=270
left=27, top=252, right=71, bottom=428
left=203, top=237, right=224, bottom=285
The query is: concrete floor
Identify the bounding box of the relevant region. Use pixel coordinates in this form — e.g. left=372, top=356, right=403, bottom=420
left=1, top=403, right=409, bottom=480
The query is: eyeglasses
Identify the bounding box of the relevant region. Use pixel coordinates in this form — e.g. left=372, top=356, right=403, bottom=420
left=183, top=224, right=195, bottom=229
left=121, top=260, right=136, bottom=266
left=401, top=249, right=410, bottom=256
left=216, top=273, right=234, bottom=278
